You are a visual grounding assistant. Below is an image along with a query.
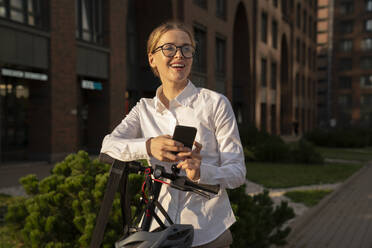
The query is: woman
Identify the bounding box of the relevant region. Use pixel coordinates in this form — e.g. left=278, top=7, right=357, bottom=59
left=101, top=21, right=246, bottom=248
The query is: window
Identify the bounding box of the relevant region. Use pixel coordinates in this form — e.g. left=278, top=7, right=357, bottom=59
left=338, top=94, right=352, bottom=108
left=339, top=76, right=352, bottom=89
left=361, top=94, right=372, bottom=105
left=339, top=40, right=353, bottom=52
left=0, top=0, right=45, bottom=28
left=296, top=4, right=301, bottom=29
left=302, top=42, right=306, bottom=65
left=271, top=62, right=277, bottom=89
left=193, top=0, right=207, bottom=9
left=261, top=12, right=268, bottom=43
left=340, top=1, right=354, bottom=14
left=272, top=20, right=278, bottom=49
left=261, top=58, right=267, bottom=87
left=215, top=36, right=226, bottom=76
left=273, top=0, right=278, bottom=7
left=193, top=26, right=207, bottom=73
left=360, top=75, right=372, bottom=88
left=0, top=0, right=5, bottom=17
left=366, top=0, right=372, bottom=12
left=309, top=16, right=312, bottom=38
left=296, top=38, right=300, bottom=62
left=303, top=10, right=307, bottom=34
left=361, top=57, right=372, bottom=69
left=365, top=19, right=372, bottom=32
left=216, top=0, right=226, bottom=19
left=76, top=0, right=104, bottom=44
left=339, top=58, right=352, bottom=71
left=296, top=74, right=300, bottom=97
left=361, top=38, right=372, bottom=51
left=339, top=20, right=353, bottom=33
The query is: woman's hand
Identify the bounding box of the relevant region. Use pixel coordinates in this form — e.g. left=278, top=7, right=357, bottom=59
left=177, top=141, right=202, bottom=181
left=146, top=135, right=190, bottom=162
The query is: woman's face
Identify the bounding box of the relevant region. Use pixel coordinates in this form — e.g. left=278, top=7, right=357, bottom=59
left=149, top=29, right=193, bottom=86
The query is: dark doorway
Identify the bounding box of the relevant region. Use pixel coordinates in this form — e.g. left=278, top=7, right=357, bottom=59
left=126, top=0, right=172, bottom=110
left=78, top=79, right=107, bottom=154
left=0, top=78, right=29, bottom=161
left=233, top=3, right=252, bottom=124
left=280, top=36, right=292, bottom=134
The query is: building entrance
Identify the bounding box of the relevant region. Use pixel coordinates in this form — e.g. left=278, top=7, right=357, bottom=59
left=0, top=78, right=29, bottom=161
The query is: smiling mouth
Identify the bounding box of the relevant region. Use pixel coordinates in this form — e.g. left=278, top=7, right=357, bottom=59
left=170, top=63, right=185, bottom=69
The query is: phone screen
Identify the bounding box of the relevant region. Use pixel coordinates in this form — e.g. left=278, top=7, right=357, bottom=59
left=172, top=125, right=197, bottom=151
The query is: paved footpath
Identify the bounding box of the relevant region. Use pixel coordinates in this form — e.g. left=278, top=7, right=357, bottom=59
left=285, top=161, right=372, bottom=248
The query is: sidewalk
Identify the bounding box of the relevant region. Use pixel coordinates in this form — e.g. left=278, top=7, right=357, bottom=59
left=0, top=161, right=53, bottom=196
left=284, top=161, right=372, bottom=248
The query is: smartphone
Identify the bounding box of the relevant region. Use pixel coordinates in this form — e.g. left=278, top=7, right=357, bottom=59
left=172, top=125, right=197, bottom=153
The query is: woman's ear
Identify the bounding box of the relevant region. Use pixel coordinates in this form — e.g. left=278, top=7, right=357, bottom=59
left=148, top=53, right=155, bottom=68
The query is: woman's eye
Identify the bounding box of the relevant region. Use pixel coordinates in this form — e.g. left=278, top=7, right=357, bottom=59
left=163, top=45, right=175, bottom=51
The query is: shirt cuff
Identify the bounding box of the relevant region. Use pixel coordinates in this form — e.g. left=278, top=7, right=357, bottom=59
left=199, top=162, right=217, bottom=185
left=119, top=138, right=150, bottom=161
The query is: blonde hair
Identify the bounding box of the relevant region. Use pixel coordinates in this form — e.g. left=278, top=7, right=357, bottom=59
left=147, top=21, right=196, bottom=77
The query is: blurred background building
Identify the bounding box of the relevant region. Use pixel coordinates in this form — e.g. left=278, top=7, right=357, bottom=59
left=317, top=0, right=372, bottom=128
left=0, top=0, right=317, bottom=163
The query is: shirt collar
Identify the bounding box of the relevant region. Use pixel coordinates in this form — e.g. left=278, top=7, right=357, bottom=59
left=154, top=80, right=198, bottom=113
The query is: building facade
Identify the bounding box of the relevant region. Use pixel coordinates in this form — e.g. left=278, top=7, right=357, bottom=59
left=0, top=0, right=317, bottom=163
left=317, top=0, right=372, bottom=128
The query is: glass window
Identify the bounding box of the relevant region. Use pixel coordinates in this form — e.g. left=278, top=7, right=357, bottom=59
left=271, top=62, right=277, bottom=89
left=360, top=75, right=372, bottom=88
left=76, top=0, right=104, bottom=44
left=10, top=0, right=24, bottom=23
left=361, top=57, right=372, bottom=69
left=216, top=0, right=226, bottom=19
left=361, top=38, right=372, bottom=51
left=261, top=58, right=267, bottom=87
left=365, top=19, right=372, bottom=32
left=193, top=0, right=207, bottom=9
left=366, top=0, right=372, bottom=12
left=339, top=58, right=352, bottom=71
left=339, top=20, right=353, bottom=33
left=261, top=12, right=268, bottom=43
left=303, top=10, right=307, bottom=33
left=215, top=36, right=226, bottom=76
left=296, top=38, right=300, bottom=62
left=296, top=4, right=301, bottom=29
left=339, top=40, right=353, bottom=52
left=0, top=0, right=6, bottom=17
left=361, top=94, right=372, bottom=105
left=339, top=76, right=352, bottom=89
left=272, top=20, right=278, bottom=49
left=273, top=0, right=278, bottom=7
left=193, top=26, right=207, bottom=73
left=340, top=1, right=354, bottom=14
left=296, top=74, right=300, bottom=97
left=338, top=94, right=352, bottom=108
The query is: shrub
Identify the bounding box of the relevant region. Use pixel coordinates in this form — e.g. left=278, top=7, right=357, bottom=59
left=305, top=128, right=371, bottom=148
left=254, top=136, right=291, bottom=163
left=290, top=139, right=324, bottom=164
left=6, top=151, right=295, bottom=248
left=6, top=151, right=143, bottom=248
left=229, top=187, right=295, bottom=248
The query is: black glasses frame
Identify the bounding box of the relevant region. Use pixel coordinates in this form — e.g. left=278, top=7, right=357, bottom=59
left=152, top=43, right=195, bottom=58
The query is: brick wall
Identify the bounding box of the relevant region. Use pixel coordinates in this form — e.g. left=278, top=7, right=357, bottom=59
left=49, top=0, right=78, bottom=162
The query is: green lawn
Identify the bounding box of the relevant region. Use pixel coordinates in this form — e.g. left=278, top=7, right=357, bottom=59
left=284, top=189, right=333, bottom=207
left=316, top=147, right=372, bottom=162
left=246, top=162, right=363, bottom=188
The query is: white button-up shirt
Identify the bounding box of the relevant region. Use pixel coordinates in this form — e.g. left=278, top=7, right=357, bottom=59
left=101, top=81, right=246, bottom=246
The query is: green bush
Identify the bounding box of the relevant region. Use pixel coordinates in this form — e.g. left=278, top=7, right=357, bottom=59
left=5, top=151, right=143, bottom=248
left=229, top=187, right=295, bottom=248
left=305, top=128, right=371, bottom=148
left=6, top=151, right=295, bottom=248
left=254, top=136, right=291, bottom=163
left=289, top=139, right=324, bottom=164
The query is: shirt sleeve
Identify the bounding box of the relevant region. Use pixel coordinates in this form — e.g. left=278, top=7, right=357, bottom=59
left=100, top=101, right=150, bottom=161
left=199, top=95, right=246, bottom=189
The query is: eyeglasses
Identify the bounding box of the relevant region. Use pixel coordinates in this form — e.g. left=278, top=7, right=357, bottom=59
left=152, top=43, right=195, bottom=58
